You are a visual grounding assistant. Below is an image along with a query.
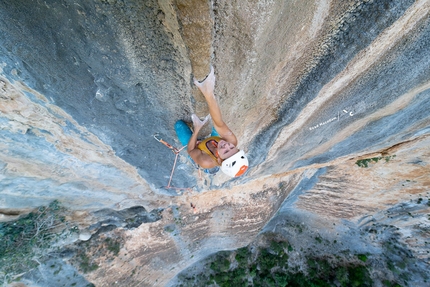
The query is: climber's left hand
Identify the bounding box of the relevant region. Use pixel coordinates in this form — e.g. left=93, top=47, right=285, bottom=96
left=191, top=114, right=210, bottom=132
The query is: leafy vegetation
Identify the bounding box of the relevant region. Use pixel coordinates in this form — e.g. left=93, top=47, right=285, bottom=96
left=356, top=155, right=396, bottom=168
left=0, top=200, right=77, bottom=284
left=177, top=239, right=373, bottom=287
left=357, top=254, right=368, bottom=262
left=68, top=234, right=123, bottom=275
left=78, top=252, right=99, bottom=273
left=105, top=237, right=121, bottom=256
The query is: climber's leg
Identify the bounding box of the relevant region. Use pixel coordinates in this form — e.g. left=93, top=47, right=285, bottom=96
left=210, top=126, right=220, bottom=137
left=175, top=120, right=192, bottom=147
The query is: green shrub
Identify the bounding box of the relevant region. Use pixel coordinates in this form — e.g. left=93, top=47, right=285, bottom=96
left=105, top=238, right=121, bottom=256
left=78, top=252, right=99, bottom=273
left=383, top=280, right=403, bottom=287
left=235, top=247, right=250, bottom=265
left=210, top=257, right=230, bottom=273
left=357, top=254, right=368, bottom=262
left=273, top=271, right=290, bottom=286
left=348, top=265, right=372, bottom=287
left=258, top=249, right=278, bottom=272
left=230, top=268, right=247, bottom=285
left=0, top=200, right=74, bottom=283
left=356, top=155, right=396, bottom=167
left=336, top=266, right=349, bottom=287
left=175, top=236, right=375, bottom=287
left=213, top=272, right=230, bottom=286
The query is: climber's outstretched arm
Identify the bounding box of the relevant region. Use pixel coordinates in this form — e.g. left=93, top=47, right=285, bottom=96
left=194, top=66, right=238, bottom=146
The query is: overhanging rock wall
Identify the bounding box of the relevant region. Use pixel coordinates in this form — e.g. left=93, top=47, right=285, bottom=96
left=1, top=0, right=429, bottom=201
left=0, top=0, right=198, bottom=202
left=1, top=0, right=430, bottom=285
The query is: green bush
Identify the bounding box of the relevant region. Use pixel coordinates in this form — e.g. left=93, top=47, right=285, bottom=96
left=348, top=265, right=372, bottom=287
left=357, top=254, right=368, bottom=262
left=270, top=240, right=285, bottom=255
left=0, top=200, right=74, bottom=283
left=229, top=268, right=247, bottom=285
left=356, top=155, right=396, bottom=167
left=273, top=271, right=290, bottom=286
left=176, top=236, right=375, bottom=287
left=258, top=249, right=278, bottom=272
left=235, top=247, right=250, bottom=265
left=78, top=252, right=99, bottom=273
left=213, top=272, right=230, bottom=286
left=336, top=266, right=349, bottom=287
left=105, top=237, right=121, bottom=256
left=210, top=257, right=230, bottom=273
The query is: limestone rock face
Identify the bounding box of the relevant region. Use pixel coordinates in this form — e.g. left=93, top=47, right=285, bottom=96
left=0, top=0, right=429, bottom=286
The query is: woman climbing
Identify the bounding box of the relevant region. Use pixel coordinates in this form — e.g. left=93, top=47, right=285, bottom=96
left=175, top=66, right=249, bottom=177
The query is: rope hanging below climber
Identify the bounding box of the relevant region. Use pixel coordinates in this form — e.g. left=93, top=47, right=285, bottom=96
left=153, top=133, right=191, bottom=192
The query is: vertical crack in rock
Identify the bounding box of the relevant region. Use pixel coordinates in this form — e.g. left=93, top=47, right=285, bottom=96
left=173, top=0, right=214, bottom=118
left=174, top=0, right=213, bottom=80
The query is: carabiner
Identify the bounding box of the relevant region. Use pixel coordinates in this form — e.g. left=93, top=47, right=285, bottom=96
left=153, top=133, right=180, bottom=154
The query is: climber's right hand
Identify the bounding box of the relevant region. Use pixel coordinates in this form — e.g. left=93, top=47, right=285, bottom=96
left=194, top=65, right=215, bottom=96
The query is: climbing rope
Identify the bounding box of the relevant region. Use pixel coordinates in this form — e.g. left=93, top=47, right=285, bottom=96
left=153, top=133, right=192, bottom=192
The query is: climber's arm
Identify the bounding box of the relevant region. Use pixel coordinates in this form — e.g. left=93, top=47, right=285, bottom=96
left=187, top=129, right=218, bottom=168
left=186, top=124, right=200, bottom=155
left=194, top=66, right=238, bottom=146
left=204, top=95, right=238, bottom=146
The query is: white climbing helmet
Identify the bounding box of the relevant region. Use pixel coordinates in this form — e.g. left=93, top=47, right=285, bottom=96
left=221, top=150, right=249, bottom=177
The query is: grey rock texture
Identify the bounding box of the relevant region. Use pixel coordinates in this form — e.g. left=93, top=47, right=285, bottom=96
left=0, top=0, right=429, bottom=286
left=1, top=0, right=429, bottom=196
left=0, top=0, right=196, bottom=195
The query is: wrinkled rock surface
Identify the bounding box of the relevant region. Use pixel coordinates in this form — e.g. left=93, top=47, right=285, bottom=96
left=0, top=0, right=429, bottom=286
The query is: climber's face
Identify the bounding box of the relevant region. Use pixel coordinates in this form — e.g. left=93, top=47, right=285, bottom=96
left=217, top=140, right=239, bottom=159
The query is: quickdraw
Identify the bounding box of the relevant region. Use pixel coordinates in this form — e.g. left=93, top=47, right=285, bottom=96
left=153, top=133, right=191, bottom=192
left=153, top=133, right=180, bottom=154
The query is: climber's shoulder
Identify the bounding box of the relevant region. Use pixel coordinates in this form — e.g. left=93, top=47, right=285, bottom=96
left=188, top=148, right=218, bottom=169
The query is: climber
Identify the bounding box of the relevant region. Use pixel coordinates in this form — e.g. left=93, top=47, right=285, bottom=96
left=175, top=66, right=249, bottom=177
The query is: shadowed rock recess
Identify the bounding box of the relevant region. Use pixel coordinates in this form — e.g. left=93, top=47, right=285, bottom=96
left=0, top=0, right=429, bottom=286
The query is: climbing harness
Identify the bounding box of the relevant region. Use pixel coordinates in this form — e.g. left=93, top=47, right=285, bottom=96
left=153, top=133, right=192, bottom=193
